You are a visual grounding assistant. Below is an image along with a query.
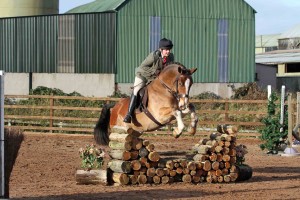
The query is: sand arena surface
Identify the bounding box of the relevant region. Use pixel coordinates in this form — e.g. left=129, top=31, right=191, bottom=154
left=9, top=132, right=300, bottom=200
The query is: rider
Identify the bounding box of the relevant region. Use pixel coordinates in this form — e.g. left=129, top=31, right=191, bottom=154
left=123, top=38, right=174, bottom=123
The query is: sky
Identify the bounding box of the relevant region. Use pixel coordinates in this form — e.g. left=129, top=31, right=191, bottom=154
left=59, top=0, right=300, bottom=36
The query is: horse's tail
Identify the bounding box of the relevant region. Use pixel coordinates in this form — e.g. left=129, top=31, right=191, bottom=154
left=94, top=103, right=115, bottom=145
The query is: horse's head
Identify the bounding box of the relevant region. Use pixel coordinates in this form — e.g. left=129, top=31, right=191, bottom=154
left=158, top=62, right=197, bottom=110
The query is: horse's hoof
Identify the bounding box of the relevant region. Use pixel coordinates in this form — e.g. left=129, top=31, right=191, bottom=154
left=187, top=127, right=196, bottom=136
left=172, top=128, right=182, bottom=138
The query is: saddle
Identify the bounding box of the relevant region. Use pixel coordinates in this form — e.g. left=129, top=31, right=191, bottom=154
left=135, top=86, right=149, bottom=114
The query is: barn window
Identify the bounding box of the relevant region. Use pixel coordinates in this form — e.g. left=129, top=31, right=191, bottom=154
left=218, top=19, right=228, bottom=82
left=150, top=16, right=161, bottom=51
left=286, top=63, right=300, bottom=73
left=57, top=15, right=75, bottom=73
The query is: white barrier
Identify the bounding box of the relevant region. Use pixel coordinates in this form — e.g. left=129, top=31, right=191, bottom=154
left=0, top=70, right=4, bottom=197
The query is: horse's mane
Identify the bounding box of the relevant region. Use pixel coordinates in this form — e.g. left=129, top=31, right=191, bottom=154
left=164, top=61, right=186, bottom=69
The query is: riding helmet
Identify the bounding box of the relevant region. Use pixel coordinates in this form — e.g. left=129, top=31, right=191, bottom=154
left=159, top=38, right=173, bottom=50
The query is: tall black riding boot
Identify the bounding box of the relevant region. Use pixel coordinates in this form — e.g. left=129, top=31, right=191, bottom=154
left=123, top=95, right=137, bottom=123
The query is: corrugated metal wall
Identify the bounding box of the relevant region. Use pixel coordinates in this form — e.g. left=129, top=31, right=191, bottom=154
left=116, top=0, right=255, bottom=83
left=0, top=13, right=116, bottom=73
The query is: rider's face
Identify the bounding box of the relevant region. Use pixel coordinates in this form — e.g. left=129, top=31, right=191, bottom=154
left=160, top=49, right=171, bottom=57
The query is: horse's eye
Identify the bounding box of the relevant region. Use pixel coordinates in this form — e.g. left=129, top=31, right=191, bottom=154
left=179, top=82, right=183, bottom=86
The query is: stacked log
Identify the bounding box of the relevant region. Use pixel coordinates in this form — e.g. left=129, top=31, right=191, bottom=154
left=192, top=125, right=239, bottom=183
left=107, top=124, right=250, bottom=185
left=107, top=126, right=162, bottom=185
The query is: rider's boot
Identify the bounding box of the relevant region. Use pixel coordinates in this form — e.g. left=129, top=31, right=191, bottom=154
left=123, top=94, right=137, bottom=123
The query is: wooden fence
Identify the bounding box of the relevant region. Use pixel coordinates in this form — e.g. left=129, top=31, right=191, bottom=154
left=2, top=95, right=275, bottom=135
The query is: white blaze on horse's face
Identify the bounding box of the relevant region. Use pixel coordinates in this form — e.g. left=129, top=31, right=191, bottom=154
left=178, top=77, right=191, bottom=110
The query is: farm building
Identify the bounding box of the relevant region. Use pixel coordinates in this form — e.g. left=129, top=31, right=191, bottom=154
left=256, top=24, right=300, bottom=92
left=0, top=0, right=256, bottom=98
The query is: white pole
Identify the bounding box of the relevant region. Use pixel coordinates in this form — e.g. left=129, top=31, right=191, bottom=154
left=267, top=85, right=271, bottom=100
left=280, top=85, right=285, bottom=125
left=0, top=70, right=4, bottom=198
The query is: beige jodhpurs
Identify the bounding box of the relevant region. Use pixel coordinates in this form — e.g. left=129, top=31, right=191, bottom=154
left=133, top=76, right=146, bottom=95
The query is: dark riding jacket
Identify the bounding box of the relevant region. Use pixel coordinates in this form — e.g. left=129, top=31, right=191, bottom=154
left=135, top=50, right=174, bottom=83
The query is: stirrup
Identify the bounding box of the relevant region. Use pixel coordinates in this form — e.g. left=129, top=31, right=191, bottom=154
left=123, top=114, right=132, bottom=123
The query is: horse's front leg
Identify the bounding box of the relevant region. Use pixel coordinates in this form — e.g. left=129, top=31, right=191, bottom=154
left=172, top=110, right=185, bottom=138
left=182, top=103, right=198, bottom=136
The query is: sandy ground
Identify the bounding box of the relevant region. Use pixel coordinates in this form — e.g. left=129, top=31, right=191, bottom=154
left=8, top=132, right=300, bottom=200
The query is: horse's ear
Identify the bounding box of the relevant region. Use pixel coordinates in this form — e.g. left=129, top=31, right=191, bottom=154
left=189, top=68, right=197, bottom=75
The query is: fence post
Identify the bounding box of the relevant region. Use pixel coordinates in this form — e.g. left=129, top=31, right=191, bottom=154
left=224, top=99, right=229, bottom=122
left=0, top=71, right=5, bottom=198
left=49, top=94, right=54, bottom=133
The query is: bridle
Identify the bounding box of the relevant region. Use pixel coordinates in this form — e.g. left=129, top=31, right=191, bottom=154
left=158, top=74, right=190, bottom=101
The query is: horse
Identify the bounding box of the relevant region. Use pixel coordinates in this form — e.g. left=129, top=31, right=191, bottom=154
left=94, top=62, right=198, bottom=145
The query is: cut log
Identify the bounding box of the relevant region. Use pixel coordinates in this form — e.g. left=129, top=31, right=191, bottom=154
left=131, top=137, right=143, bottom=150
left=202, top=160, right=212, bottom=171
left=109, top=141, right=131, bottom=151
left=131, top=160, right=142, bottom=171
left=199, top=138, right=209, bottom=145
left=217, top=124, right=238, bottom=135
left=142, top=140, right=150, bottom=146
left=216, top=153, right=223, bottom=162
left=176, top=167, right=183, bottom=174
left=195, top=161, right=203, bottom=169
left=137, top=174, right=147, bottom=184
left=187, top=161, right=197, bottom=171
left=130, top=150, right=139, bottom=160
left=139, top=157, right=148, bottom=167
left=146, top=143, right=155, bottom=152
left=182, top=174, right=192, bottom=183
left=129, top=174, right=138, bottom=185
left=139, top=147, right=149, bottom=158
left=223, top=175, right=231, bottom=182
left=155, top=168, right=165, bottom=177
left=161, top=176, right=170, bottom=184
left=109, top=133, right=133, bottom=143
left=182, top=168, right=190, bottom=175
left=112, top=173, right=129, bottom=185
left=209, top=132, right=222, bottom=140
left=109, top=149, right=131, bottom=161
left=153, top=175, right=161, bottom=184
left=110, top=126, right=135, bottom=134
left=215, top=169, right=222, bottom=177
left=148, top=151, right=160, bottom=162
left=192, top=175, right=201, bottom=183
left=211, top=161, right=220, bottom=170
left=75, top=169, right=107, bottom=185
left=222, top=147, right=230, bottom=155
left=209, top=153, right=217, bottom=162
left=194, top=145, right=212, bottom=154
left=108, top=160, right=131, bottom=173
left=169, top=170, right=177, bottom=177
left=146, top=167, right=156, bottom=177
left=217, top=175, right=224, bottom=183
left=163, top=168, right=170, bottom=176
left=214, top=145, right=223, bottom=153
left=222, top=155, right=231, bottom=162
left=193, top=154, right=208, bottom=162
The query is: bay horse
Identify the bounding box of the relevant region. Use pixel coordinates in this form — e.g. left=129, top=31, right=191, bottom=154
left=94, top=62, right=198, bottom=145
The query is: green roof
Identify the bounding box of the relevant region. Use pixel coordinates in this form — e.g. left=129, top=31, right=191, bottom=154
left=66, top=0, right=126, bottom=13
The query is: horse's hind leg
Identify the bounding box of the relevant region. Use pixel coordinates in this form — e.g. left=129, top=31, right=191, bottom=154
left=173, top=110, right=185, bottom=138
left=182, top=103, right=198, bottom=136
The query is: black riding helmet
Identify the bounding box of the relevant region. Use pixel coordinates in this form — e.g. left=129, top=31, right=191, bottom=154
left=159, top=38, right=173, bottom=50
